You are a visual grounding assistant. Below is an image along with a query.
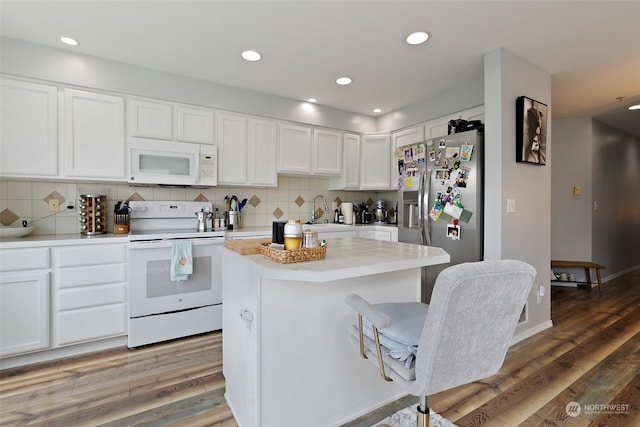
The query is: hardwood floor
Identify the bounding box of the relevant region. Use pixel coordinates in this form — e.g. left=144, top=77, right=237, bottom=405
left=1, top=269, right=638, bottom=426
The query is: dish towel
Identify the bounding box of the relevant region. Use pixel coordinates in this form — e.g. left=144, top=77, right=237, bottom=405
left=170, top=240, right=193, bottom=281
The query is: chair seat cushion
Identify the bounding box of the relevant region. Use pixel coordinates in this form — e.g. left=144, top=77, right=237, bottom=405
left=356, top=302, right=428, bottom=369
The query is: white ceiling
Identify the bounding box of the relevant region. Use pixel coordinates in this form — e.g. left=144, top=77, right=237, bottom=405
left=2, top=0, right=639, bottom=137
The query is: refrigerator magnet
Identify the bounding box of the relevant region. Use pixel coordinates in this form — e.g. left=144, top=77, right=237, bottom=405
left=428, top=147, right=436, bottom=162
left=460, top=144, right=474, bottom=161
left=445, top=147, right=460, bottom=159
left=447, top=224, right=460, bottom=240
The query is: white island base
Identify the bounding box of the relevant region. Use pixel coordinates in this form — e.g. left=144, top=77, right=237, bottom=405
left=222, top=237, right=450, bottom=427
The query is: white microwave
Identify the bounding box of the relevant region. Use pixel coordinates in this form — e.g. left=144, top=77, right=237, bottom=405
left=128, top=138, right=217, bottom=187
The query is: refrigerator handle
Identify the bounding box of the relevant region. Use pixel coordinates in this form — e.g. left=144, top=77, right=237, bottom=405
left=418, top=169, right=432, bottom=246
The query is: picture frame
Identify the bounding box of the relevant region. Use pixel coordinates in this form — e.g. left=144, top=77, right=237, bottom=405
left=516, top=96, right=548, bottom=165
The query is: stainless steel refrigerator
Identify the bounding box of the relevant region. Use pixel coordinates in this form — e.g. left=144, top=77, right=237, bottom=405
left=397, top=129, right=483, bottom=302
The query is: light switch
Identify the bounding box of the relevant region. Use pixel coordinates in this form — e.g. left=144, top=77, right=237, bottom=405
left=573, top=185, right=582, bottom=195
left=506, top=199, right=516, bottom=213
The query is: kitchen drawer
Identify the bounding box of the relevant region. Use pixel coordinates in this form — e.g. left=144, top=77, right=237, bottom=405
left=57, top=263, right=125, bottom=289
left=55, top=244, right=125, bottom=268
left=58, top=283, right=126, bottom=311
left=56, top=303, right=127, bottom=346
left=0, top=248, right=50, bottom=271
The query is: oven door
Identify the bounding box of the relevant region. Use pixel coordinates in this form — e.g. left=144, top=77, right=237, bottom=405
left=128, top=238, right=223, bottom=317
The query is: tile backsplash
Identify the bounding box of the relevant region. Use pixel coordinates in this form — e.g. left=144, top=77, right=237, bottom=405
left=0, top=177, right=397, bottom=235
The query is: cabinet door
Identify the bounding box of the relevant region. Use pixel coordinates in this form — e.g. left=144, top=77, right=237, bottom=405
left=278, top=123, right=312, bottom=174
left=217, top=112, right=248, bottom=184
left=63, top=89, right=125, bottom=179
left=128, top=98, right=173, bottom=140
left=312, top=128, right=341, bottom=176
left=392, top=125, right=424, bottom=148
left=360, top=134, right=391, bottom=190
left=177, top=105, right=215, bottom=144
left=248, top=117, right=277, bottom=186
left=0, top=272, right=50, bottom=356
left=0, top=78, right=58, bottom=176
left=329, top=133, right=360, bottom=190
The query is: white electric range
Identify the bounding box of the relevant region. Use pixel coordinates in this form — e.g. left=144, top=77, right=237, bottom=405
left=127, top=201, right=225, bottom=348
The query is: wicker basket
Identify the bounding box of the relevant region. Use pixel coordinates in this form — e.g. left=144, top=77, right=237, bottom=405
left=259, top=242, right=327, bottom=263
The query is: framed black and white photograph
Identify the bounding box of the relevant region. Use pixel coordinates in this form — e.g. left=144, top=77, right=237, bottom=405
left=516, top=96, right=548, bottom=165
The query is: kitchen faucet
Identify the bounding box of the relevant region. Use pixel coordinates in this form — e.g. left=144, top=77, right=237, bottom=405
left=311, top=195, right=329, bottom=224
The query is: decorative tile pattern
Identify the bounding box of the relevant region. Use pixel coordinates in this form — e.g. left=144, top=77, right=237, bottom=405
left=367, top=197, right=375, bottom=206
left=249, top=195, right=261, bottom=207
left=315, top=208, right=325, bottom=219
left=295, top=196, right=305, bottom=207
left=194, top=193, right=208, bottom=202
left=334, top=196, right=342, bottom=205
left=0, top=209, right=20, bottom=226
left=272, top=207, right=284, bottom=219
left=43, top=190, right=66, bottom=205
left=127, top=192, right=145, bottom=201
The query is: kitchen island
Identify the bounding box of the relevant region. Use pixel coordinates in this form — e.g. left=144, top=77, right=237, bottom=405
left=222, top=237, right=450, bottom=427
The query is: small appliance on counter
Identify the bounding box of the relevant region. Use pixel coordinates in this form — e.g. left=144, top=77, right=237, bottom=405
left=79, top=194, right=107, bottom=235
left=360, top=203, right=372, bottom=224
left=373, top=200, right=388, bottom=224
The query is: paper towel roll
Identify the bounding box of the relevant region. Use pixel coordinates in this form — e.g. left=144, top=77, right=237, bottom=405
left=342, top=202, right=354, bottom=225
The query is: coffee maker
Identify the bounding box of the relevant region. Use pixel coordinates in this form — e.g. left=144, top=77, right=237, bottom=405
left=373, top=200, right=387, bottom=224
left=359, top=203, right=372, bottom=224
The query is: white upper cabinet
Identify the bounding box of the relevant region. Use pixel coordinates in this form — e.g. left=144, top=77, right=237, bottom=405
left=425, top=105, right=485, bottom=138
left=360, top=134, right=392, bottom=190
left=176, top=104, right=215, bottom=144
left=278, top=123, right=312, bottom=174
left=248, top=117, right=277, bottom=186
left=63, top=89, right=126, bottom=179
left=329, top=133, right=360, bottom=190
left=127, top=98, right=173, bottom=140
left=217, top=112, right=248, bottom=185
left=0, top=78, right=58, bottom=177
left=392, top=125, right=425, bottom=148
left=312, top=128, right=341, bottom=176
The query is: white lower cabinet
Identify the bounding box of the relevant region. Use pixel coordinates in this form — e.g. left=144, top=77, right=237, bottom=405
left=0, top=272, right=50, bottom=357
left=53, top=243, right=127, bottom=346
left=0, top=247, right=51, bottom=357
left=356, top=228, right=398, bottom=242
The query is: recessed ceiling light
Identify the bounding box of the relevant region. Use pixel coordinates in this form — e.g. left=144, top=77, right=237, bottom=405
left=373, top=108, right=382, bottom=113
left=629, top=104, right=640, bottom=110
left=336, top=77, right=352, bottom=86
left=60, top=36, right=78, bottom=46
left=241, top=50, right=262, bottom=62
left=406, top=31, right=429, bottom=45
left=307, top=98, right=318, bottom=103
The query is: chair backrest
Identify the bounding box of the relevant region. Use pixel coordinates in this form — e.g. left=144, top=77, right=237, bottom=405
left=414, top=259, right=536, bottom=396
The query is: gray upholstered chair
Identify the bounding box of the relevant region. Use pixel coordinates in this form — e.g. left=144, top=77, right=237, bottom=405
left=345, top=259, right=536, bottom=427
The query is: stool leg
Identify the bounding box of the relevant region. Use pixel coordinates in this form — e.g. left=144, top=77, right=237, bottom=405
left=417, top=396, right=429, bottom=427
left=585, top=268, right=592, bottom=289
left=596, top=269, right=603, bottom=294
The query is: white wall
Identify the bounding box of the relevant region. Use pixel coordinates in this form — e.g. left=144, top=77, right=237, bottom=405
left=550, top=118, right=639, bottom=282
left=0, top=37, right=377, bottom=134
left=551, top=119, right=593, bottom=261
left=484, top=48, right=552, bottom=338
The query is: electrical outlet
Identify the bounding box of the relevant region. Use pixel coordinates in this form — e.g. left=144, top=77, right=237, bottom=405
left=48, top=199, right=60, bottom=212
left=506, top=198, right=516, bottom=213
left=66, top=199, right=75, bottom=209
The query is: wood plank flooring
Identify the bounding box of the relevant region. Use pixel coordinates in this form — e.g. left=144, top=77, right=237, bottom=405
left=1, top=269, right=638, bottom=426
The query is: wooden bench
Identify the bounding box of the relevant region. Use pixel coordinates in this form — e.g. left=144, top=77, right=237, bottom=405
left=551, top=260, right=605, bottom=293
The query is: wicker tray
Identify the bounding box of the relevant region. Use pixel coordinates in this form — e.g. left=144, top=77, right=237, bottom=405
left=259, top=242, right=327, bottom=263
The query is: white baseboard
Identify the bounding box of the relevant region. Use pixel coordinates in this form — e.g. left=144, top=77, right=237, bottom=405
left=511, top=320, right=553, bottom=346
